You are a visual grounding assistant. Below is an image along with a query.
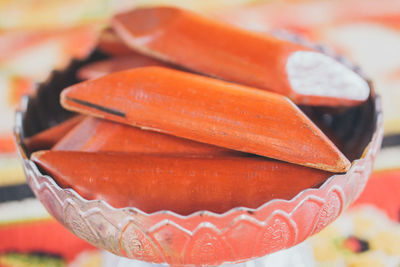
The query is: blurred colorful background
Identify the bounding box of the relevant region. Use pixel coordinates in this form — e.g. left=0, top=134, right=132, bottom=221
left=1, top=0, right=400, bottom=266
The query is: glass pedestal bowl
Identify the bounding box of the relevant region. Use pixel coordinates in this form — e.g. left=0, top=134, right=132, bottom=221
left=13, top=51, right=383, bottom=266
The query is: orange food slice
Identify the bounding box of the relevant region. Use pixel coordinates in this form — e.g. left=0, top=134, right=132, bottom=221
left=24, top=115, right=84, bottom=151
left=32, top=151, right=332, bottom=215
left=53, top=116, right=239, bottom=156
left=112, top=7, right=369, bottom=106
left=61, top=67, right=350, bottom=172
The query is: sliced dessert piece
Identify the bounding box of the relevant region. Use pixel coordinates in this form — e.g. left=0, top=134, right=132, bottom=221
left=53, top=116, right=239, bottom=156
left=77, top=53, right=171, bottom=80
left=97, top=28, right=133, bottom=56
left=32, top=151, right=331, bottom=215
left=61, top=67, right=350, bottom=172
left=24, top=115, right=84, bottom=151
left=112, top=7, right=370, bottom=106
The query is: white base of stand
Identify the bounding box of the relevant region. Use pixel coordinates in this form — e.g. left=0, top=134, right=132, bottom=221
left=101, top=240, right=315, bottom=267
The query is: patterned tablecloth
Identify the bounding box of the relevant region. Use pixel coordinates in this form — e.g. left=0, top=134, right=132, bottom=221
left=0, top=0, right=399, bottom=266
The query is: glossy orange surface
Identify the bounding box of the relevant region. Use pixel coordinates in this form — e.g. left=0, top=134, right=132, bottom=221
left=53, top=116, right=239, bottom=155
left=24, top=115, right=83, bottom=151
left=77, top=53, right=171, bottom=80
left=112, top=7, right=368, bottom=106
left=32, top=151, right=331, bottom=215
left=61, top=66, right=350, bottom=172
left=112, top=7, right=301, bottom=96
left=97, top=28, right=133, bottom=56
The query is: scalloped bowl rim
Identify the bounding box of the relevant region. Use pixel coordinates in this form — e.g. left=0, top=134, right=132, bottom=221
left=14, top=95, right=384, bottom=220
